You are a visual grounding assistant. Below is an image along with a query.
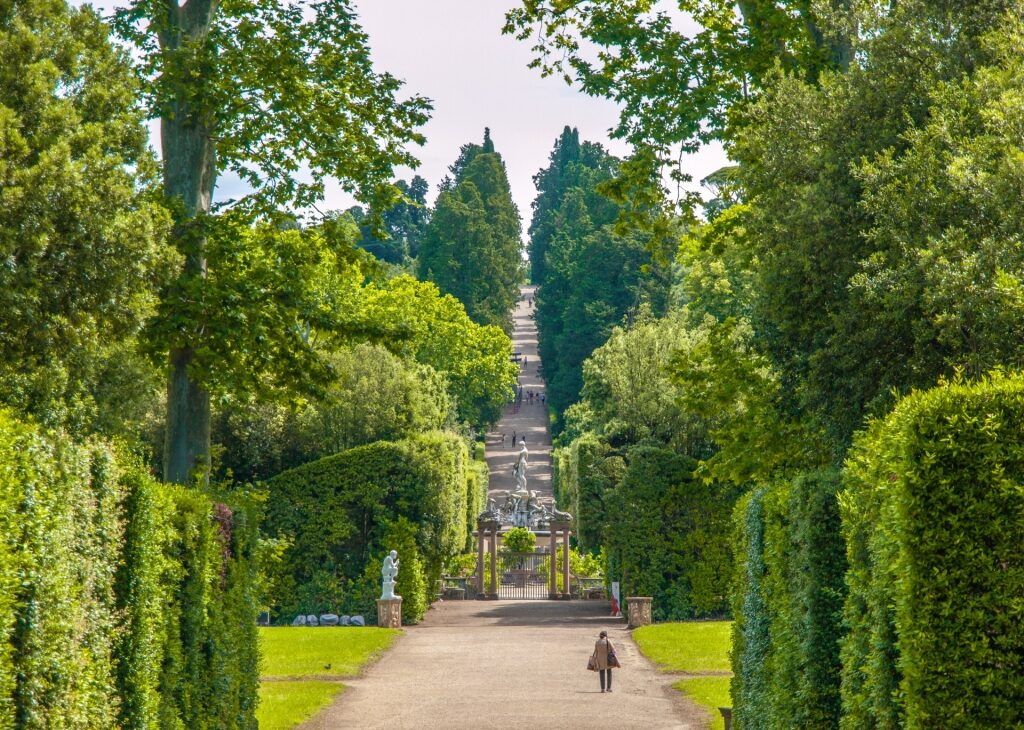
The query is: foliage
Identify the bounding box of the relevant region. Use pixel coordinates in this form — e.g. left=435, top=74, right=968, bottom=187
left=0, top=411, right=260, bottom=729
left=361, top=275, right=517, bottom=427
left=349, top=175, right=430, bottom=263
left=0, top=0, right=173, bottom=439
left=841, top=372, right=1024, bottom=729
left=418, top=129, right=523, bottom=331
left=633, top=622, right=732, bottom=674
left=500, top=527, right=537, bottom=555
left=529, top=130, right=672, bottom=424
left=730, top=472, right=846, bottom=729
left=604, top=446, right=738, bottom=620
left=264, top=432, right=475, bottom=622
left=553, top=434, right=617, bottom=551
left=443, top=553, right=478, bottom=579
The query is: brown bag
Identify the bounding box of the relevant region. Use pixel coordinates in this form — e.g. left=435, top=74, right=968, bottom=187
left=587, top=653, right=598, bottom=671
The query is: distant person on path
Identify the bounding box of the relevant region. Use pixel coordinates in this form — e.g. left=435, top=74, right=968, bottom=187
left=512, top=430, right=516, bottom=445
left=591, top=631, right=620, bottom=693
left=501, top=433, right=506, bottom=447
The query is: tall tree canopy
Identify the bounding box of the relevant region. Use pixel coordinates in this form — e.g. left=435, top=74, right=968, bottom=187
left=113, top=0, right=432, bottom=482
left=529, top=130, right=671, bottom=424
left=418, top=129, right=523, bottom=331
left=0, top=0, right=173, bottom=437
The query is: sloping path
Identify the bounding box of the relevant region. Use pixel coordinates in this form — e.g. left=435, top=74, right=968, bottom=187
left=300, top=286, right=706, bottom=729
left=301, top=600, right=704, bottom=729
left=486, top=285, right=552, bottom=503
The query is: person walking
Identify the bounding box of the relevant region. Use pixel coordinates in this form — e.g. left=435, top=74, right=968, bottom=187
left=590, top=630, right=620, bottom=693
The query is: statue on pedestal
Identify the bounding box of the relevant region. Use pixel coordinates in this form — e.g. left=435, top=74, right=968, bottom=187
left=512, top=440, right=529, bottom=492
left=380, top=550, right=400, bottom=600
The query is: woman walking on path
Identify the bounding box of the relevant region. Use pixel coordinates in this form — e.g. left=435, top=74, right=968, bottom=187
left=591, top=630, right=619, bottom=693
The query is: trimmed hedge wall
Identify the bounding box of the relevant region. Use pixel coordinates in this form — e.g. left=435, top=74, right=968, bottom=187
left=0, top=411, right=259, bottom=730
left=730, top=471, right=846, bottom=730
left=841, top=374, right=1024, bottom=729
left=554, top=433, right=619, bottom=551
left=604, top=446, right=737, bottom=620
left=265, top=431, right=475, bottom=624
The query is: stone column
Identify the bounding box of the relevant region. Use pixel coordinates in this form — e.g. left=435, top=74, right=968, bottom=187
left=377, top=598, right=402, bottom=629
left=549, top=528, right=558, bottom=599
left=488, top=526, right=498, bottom=599
left=626, top=597, right=653, bottom=628
left=562, top=527, right=571, bottom=599
left=476, top=521, right=485, bottom=598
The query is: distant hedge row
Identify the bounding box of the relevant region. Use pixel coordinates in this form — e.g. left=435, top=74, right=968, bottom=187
left=0, top=411, right=259, bottom=729
left=559, top=443, right=736, bottom=621
left=731, top=374, right=1024, bottom=728
left=265, top=431, right=482, bottom=624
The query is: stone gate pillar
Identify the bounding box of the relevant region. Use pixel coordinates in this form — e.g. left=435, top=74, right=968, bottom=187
left=549, top=521, right=570, bottom=600
left=562, top=525, right=571, bottom=599
left=476, top=520, right=485, bottom=597
left=488, top=527, right=498, bottom=600
left=549, top=527, right=558, bottom=599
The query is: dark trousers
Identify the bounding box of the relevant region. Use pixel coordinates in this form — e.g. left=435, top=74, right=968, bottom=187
left=600, top=668, right=613, bottom=691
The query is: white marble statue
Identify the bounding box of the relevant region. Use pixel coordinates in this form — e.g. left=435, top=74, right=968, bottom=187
left=380, top=550, right=400, bottom=600
left=512, top=440, right=529, bottom=492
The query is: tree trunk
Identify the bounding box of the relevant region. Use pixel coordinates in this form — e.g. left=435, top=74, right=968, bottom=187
left=159, top=0, right=219, bottom=484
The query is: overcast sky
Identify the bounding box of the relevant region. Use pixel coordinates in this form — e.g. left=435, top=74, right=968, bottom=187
left=95, top=0, right=730, bottom=226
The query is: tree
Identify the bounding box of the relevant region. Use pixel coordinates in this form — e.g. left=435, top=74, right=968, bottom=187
left=113, top=0, right=431, bottom=483
left=348, top=175, right=431, bottom=264
left=418, top=130, right=522, bottom=331
left=0, top=0, right=173, bottom=438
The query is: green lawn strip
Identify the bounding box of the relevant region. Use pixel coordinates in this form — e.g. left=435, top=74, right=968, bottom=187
left=257, top=680, right=344, bottom=730
left=260, top=626, right=401, bottom=678
left=631, top=621, right=732, bottom=673
left=674, top=676, right=732, bottom=730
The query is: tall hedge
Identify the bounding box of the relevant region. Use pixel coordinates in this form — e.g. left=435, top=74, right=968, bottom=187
left=604, top=446, right=737, bottom=620
left=0, top=411, right=260, bottom=730
left=265, top=431, right=475, bottom=623
left=555, top=433, right=619, bottom=551
left=841, top=374, right=1024, bottom=729
left=731, top=471, right=846, bottom=730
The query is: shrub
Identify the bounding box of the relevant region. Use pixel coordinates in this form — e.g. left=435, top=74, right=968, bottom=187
left=0, top=411, right=260, bottom=730
left=501, top=527, right=537, bottom=554
left=731, top=472, right=846, bottom=730
left=604, top=446, right=738, bottom=620
left=554, top=433, right=620, bottom=551
left=841, top=373, right=1024, bottom=729
left=265, top=431, right=474, bottom=621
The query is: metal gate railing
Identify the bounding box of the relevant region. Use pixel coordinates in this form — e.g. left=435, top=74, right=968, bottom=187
left=499, top=552, right=550, bottom=599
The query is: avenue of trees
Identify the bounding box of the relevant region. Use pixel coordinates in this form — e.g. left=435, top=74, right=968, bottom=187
left=0, top=0, right=520, bottom=725
left=512, top=2, right=1024, bottom=726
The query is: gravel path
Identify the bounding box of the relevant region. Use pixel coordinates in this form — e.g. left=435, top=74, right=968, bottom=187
left=300, top=287, right=706, bottom=729
left=301, top=600, right=706, bottom=729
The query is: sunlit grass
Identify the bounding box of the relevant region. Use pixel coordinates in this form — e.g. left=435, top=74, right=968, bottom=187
left=632, top=621, right=732, bottom=673
left=260, top=626, right=400, bottom=678
left=257, top=681, right=343, bottom=730
left=674, top=676, right=732, bottom=730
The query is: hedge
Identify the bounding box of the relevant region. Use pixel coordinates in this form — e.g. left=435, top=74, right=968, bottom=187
left=0, top=410, right=260, bottom=730
left=841, top=373, right=1024, bottom=729
left=730, top=471, right=846, bottom=730
left=554, top=433, right=619, bottom=551
left=265, top=431, right=476, bottom=623
left=604, top=445, right=737, bottom=620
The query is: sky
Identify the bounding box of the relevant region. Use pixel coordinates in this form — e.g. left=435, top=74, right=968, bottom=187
left=93, top=0, right=730, bottom=228
left=339, top=0, right=730, bottom=224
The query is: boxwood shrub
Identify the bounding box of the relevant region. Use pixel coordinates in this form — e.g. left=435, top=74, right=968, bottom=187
left=731, top=471, right=846, bottom=730
left=603, top=445, right=738, bottom=620
left=0, top=410, right=260, bottom=729
left=841, top=373, right=1024, bottom=729
left=264, top=431, right=475, bottom=623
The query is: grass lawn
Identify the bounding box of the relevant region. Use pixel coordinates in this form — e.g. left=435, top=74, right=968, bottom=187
left=260, top=626, right=400, bottom=678
left=675, top=676, right=732, bottom=730
left=632, top=621, right=732, bottom=673
left=258, top=627, right=400, bottom=728
left=256, top=681, right=343, bottom=730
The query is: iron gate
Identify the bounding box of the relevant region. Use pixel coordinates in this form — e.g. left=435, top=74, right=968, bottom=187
left=499, top=552, right=550, bottom=599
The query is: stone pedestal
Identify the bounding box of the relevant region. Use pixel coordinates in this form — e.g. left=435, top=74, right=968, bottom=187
left=626, top=597, right=653, bottom=629
left=377, top=598, right=402, bottom=629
